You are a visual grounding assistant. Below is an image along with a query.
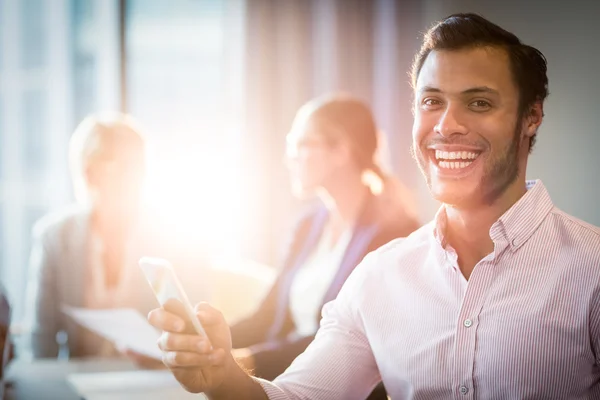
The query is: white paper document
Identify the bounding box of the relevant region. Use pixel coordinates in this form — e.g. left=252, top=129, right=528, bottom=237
left=62, top=306, right=162, bottom=360
left=67, top=370, right=206, bottom=400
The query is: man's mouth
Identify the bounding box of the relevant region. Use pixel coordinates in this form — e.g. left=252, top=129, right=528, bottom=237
left=432, top=149, right=481, bottom=170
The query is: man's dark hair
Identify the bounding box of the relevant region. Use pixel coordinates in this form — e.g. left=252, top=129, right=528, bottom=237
left=410, top=13, right=549, bottom=151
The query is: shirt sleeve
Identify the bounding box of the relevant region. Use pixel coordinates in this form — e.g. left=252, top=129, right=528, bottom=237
left=253, top=252, right=382, bottom=400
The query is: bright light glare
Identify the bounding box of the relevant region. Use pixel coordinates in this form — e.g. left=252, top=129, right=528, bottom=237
left=142, top=149, right=242, bottom=257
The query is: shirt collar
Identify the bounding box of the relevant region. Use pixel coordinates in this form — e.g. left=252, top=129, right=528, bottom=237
left=491, top=179, right=554, bottom=251
left=432, top=180, right=554, bottom=252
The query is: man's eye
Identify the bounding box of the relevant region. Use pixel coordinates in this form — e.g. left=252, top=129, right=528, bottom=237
left=422, top=98, right=442, bottom=108
left=469, top=100, right=491, bottom=110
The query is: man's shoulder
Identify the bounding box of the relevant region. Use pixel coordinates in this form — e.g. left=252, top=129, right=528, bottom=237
left=341, top=223, right=434, bottom=301
left=373, top=221, right=434, bottom=257
left=551, top=208, right=600, bottom=234
left=356, top=221, right=434, bottom=280
left=547, top=207, right=600, bottom=257
left=32, top=204, right=89, bottom=240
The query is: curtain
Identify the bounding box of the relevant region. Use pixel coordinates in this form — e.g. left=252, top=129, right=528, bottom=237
left=239, top=0, right=424, bottom=264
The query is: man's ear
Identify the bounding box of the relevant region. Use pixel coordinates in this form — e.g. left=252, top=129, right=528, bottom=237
left=524, top=102, right=544, bottom=139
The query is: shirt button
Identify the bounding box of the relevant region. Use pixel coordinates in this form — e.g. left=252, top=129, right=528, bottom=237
left=463, top=319, right=473, bottom=328
left=459, top=385, right=469, bottom=395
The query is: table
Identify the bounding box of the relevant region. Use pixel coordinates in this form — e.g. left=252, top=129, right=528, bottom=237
left=4, top=358, right=137, bottom=400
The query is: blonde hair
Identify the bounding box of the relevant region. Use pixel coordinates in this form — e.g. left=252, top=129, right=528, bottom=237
left=69, top=112, right=145, bottom=204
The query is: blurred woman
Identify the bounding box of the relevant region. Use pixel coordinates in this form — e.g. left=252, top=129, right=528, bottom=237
left=229, top=94, right=420, bottom=395
left=24, top=113, right=156, bottom=359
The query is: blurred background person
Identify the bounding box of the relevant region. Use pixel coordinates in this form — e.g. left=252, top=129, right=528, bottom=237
left=23, top=113, right=156, bottom=360
left=228, top=94, right=420, bottom=398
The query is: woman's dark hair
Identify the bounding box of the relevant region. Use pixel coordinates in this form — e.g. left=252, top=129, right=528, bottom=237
left=411, top=13, right=549, bottom=150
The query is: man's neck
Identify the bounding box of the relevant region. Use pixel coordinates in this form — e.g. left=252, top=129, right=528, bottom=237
left=444, top=179, right=527, bottom=279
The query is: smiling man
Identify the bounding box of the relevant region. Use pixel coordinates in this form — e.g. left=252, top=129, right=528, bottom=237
left=147, top=13, right=600, bottom=399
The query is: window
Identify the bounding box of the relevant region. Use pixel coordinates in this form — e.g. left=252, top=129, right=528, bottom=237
left=0, top=209, right=3, bottom=278
left=0, top=102, right=3, bottom=180
left=126, top=0, right=226, bottom=142
left=71, top=0, right=98, bottom=124
left=21, top=90, right=46, bottom=178
left=20, top=0, right=46, bottom=70
left=126, top=0, right=244, bottom=254
left=0, top=0, right=119, bottom=322
left=0, top=0, right=244, bottom=324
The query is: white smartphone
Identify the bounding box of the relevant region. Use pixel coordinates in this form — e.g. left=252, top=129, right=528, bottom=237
left=139, top=256, right=210, bottom=342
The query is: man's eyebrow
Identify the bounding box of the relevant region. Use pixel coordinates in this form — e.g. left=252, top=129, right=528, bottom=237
left=462, top=86, right=499, bottom=95
left=417, top=86, right=500, bottom=95
left=418, top=86, right=441, bottom=94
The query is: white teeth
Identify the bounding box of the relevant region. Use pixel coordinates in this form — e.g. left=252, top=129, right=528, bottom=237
left=437, top=160, right=473, bottom=170
left=434, top=150, right=479, bottom=160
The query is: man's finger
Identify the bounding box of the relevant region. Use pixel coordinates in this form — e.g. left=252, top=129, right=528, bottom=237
left=158, top=332, right=211, bottom=353
left=162, top=351, right=213, bottom=368
left=148, top=308, right=185, bottom=332
left=194, top=302, right=226, bottom=327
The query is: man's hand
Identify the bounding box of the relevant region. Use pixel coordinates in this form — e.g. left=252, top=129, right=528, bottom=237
left=147, top=300, right=234, bottom=394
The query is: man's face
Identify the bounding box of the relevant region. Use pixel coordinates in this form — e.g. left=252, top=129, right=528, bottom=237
left=412, top=47, right=530, bottom=208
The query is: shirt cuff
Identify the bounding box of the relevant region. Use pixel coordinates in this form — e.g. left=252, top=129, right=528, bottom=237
left=254, top=377, right=289, bottom=400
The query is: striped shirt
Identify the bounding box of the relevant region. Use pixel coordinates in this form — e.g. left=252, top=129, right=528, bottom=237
left=257, top=180, right=600, bottom=399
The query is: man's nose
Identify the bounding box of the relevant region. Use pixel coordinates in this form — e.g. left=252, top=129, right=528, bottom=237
left=434, top=103, right=468, bottom=138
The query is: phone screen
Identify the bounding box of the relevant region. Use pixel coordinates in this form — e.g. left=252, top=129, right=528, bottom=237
left=139, top=257, right=210, bottom=340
